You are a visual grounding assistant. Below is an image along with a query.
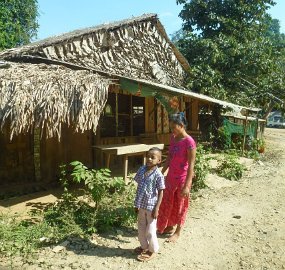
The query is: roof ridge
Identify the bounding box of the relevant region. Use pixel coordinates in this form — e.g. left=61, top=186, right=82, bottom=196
left=7, top=13, right=158, bottom=50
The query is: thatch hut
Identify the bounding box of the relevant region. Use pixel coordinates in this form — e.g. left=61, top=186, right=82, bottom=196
left=0, top=61, right=110, bottom=191
left=0, top=14, right=253, bottom=194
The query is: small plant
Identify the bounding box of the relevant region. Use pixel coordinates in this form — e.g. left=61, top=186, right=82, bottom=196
left=0, top=213, right=55, bottom=261
left=256, top=138, right=265, bottom=153
left=231, top=133, right=243, bottom=150
left=95, top=181, right=137, bottom=231
left=216, top=152, right=245, bottom=181
left=191, top=145, right=211, bottom=192
left=0, top=162, right=137, bottom=263
left=69, top=161, right=125, bottom=209
left=43, top=197, right=97, bottom=236
left=244, top=149, right=260, bottom=160
left=44, top=161, right=136, bottom=233
left=214, top=126, right=231, bottom=150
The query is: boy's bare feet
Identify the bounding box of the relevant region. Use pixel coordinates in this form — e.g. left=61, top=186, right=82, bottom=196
left=137, top=251, right=156, bottom=262
left=134, top=246, right=147, bottom=254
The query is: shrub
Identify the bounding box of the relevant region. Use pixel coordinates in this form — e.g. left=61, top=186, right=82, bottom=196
left=216, top=152, right=245, bottom=180
left=212, top=127, right=231, bottom=150
left=0, top=213, right=54, bottom=260
left=44, top=161, right=136, bottom=234
left=191, top=145, right=211, bottom=192
left=0, top=162, right=137, bottom=261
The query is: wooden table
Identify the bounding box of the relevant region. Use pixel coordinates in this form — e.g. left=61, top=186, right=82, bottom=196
left=93, top=143, right=164, bottom=181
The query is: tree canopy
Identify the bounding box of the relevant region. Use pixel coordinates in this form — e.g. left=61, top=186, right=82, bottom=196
left=175, top=0, right=285, bottom=111
left=0, top=0, right=39, bottom=50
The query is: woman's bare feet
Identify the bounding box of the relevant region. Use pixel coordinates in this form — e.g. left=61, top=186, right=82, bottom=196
left=166, top=232, right=180, bottom=242
left=165, top=225, right=181, bottom=242
left=162, top=226, right=175, bottom=235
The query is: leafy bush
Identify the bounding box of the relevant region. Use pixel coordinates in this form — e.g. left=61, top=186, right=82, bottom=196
left=69, top=161, right=125, bottom=209
left=0, top=162, right=137, bottom=260
left=44, top=161, right=136, bottom=234
left=43, top=198, right=97, bottom=236
left=253, top=138, right=265, bottom=153
left=0, top=213, right=53, bottom=259
left=244, top=149, right=260, bottom=160
left=211, top=127, right=232, bottom=150
left=95, top=183, right=136, bottom=231
left=191, top=145, right=211, bottom=192
left=216, top=153, right=245, bottom=180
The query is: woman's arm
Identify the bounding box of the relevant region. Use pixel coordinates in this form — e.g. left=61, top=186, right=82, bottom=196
left=162, top=136, right=173, bottom=175
left=181, top=148, right=196, bottom=197
left=161, top=155, right=170, bottom=175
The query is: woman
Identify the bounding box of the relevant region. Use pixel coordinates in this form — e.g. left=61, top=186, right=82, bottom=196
left=157, top=112, right=196, bottom=242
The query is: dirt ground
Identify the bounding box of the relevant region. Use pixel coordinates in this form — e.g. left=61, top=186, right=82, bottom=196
left=1, top=128, right=285, bottom=270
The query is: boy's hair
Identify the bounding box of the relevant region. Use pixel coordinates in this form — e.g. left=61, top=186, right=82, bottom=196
left=169, top=112, right=188, bottom=127
left=148, top=147, right=162, bottom=156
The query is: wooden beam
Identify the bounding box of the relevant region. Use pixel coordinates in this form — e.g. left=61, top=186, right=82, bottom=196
left=145, top=97, right=149, bottom=133
left=115, top=93, right=118, bottom=137
left=242, top=111, right=249, bottom=156
left=130, top=95, right=133, bottom=136
left=191, top=99, right=199, bottom=131
left=33, top=128, right=41, bottom=181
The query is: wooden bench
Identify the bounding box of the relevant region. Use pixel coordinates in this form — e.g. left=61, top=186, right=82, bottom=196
left=93, top=143, right=164, bottom=181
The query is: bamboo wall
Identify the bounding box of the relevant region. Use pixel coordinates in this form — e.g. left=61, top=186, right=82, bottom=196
left=0, top=125, right=34, bottom=195
left=40, top=126, right=93, bottom=182
left=0, top=92, right=205, bottom=191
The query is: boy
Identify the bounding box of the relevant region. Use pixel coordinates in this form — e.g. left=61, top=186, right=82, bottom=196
left=134, top=147, right=165, bottom=262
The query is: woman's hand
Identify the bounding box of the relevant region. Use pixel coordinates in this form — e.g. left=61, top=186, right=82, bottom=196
left=181, top=186, right=190, bottom=198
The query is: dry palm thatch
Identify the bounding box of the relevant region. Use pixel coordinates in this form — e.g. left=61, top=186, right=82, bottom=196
left=0, top=62, right=111, bottom=140
left=0, top=14, right=189, bottom=88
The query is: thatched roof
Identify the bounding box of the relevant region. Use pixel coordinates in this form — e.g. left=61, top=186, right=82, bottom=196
left=0, top=62, right=111, bottom=140
left=0, top=14, right=189, bottom=88
left=120, top=76, right=260, bottom=115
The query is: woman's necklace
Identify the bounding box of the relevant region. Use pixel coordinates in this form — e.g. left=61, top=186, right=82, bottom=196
left=174, top=132, right=187, bottom=142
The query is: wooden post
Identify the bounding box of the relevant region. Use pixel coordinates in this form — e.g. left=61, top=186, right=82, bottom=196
left=106, top=153, right=111, bottom=168
left=145, top=98, right=149, bottom=133
left=191, top=99, right=199, bottom=130
left=115, top=93, right=118, bottom=137
left=130, top=95, right=133, bottom=136
left=242, top=111, right=249, bottom=156
left=254, top=118, right=258, bottom=139
left=93, top=122, right=101, bottom=168
left=33, top=128, right=41, bottom=181
left=147, top=97, right=155, bottom=133
left=123, top=154, right=128, bottom=182
left=180, top=96, right=185, bottom=112
left=157, top=103, right=162, bottom=134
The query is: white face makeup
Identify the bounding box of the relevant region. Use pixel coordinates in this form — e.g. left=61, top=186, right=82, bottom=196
left=146, top=150, right=161, bottom=168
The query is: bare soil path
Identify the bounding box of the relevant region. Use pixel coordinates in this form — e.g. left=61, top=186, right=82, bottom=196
left=1, top=128, right=285, bottom=270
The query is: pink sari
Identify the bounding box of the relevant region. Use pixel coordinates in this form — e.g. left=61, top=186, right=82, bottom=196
left=157, top=134, right=196, bottom=233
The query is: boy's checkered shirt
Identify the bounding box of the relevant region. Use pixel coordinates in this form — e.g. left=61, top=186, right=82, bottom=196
left=134, top=165, right=165, bottom=211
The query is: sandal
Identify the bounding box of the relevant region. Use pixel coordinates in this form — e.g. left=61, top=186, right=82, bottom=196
left=134, top=246, right=146, bottom=254
left=137, top=251, right=156, bottom=262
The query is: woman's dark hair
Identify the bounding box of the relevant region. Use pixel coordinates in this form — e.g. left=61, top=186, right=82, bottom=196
left=169, top=112, right=188, bottom=127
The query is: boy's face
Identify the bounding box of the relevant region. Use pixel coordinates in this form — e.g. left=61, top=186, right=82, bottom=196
left=146, top=150, right=161, bottom=168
